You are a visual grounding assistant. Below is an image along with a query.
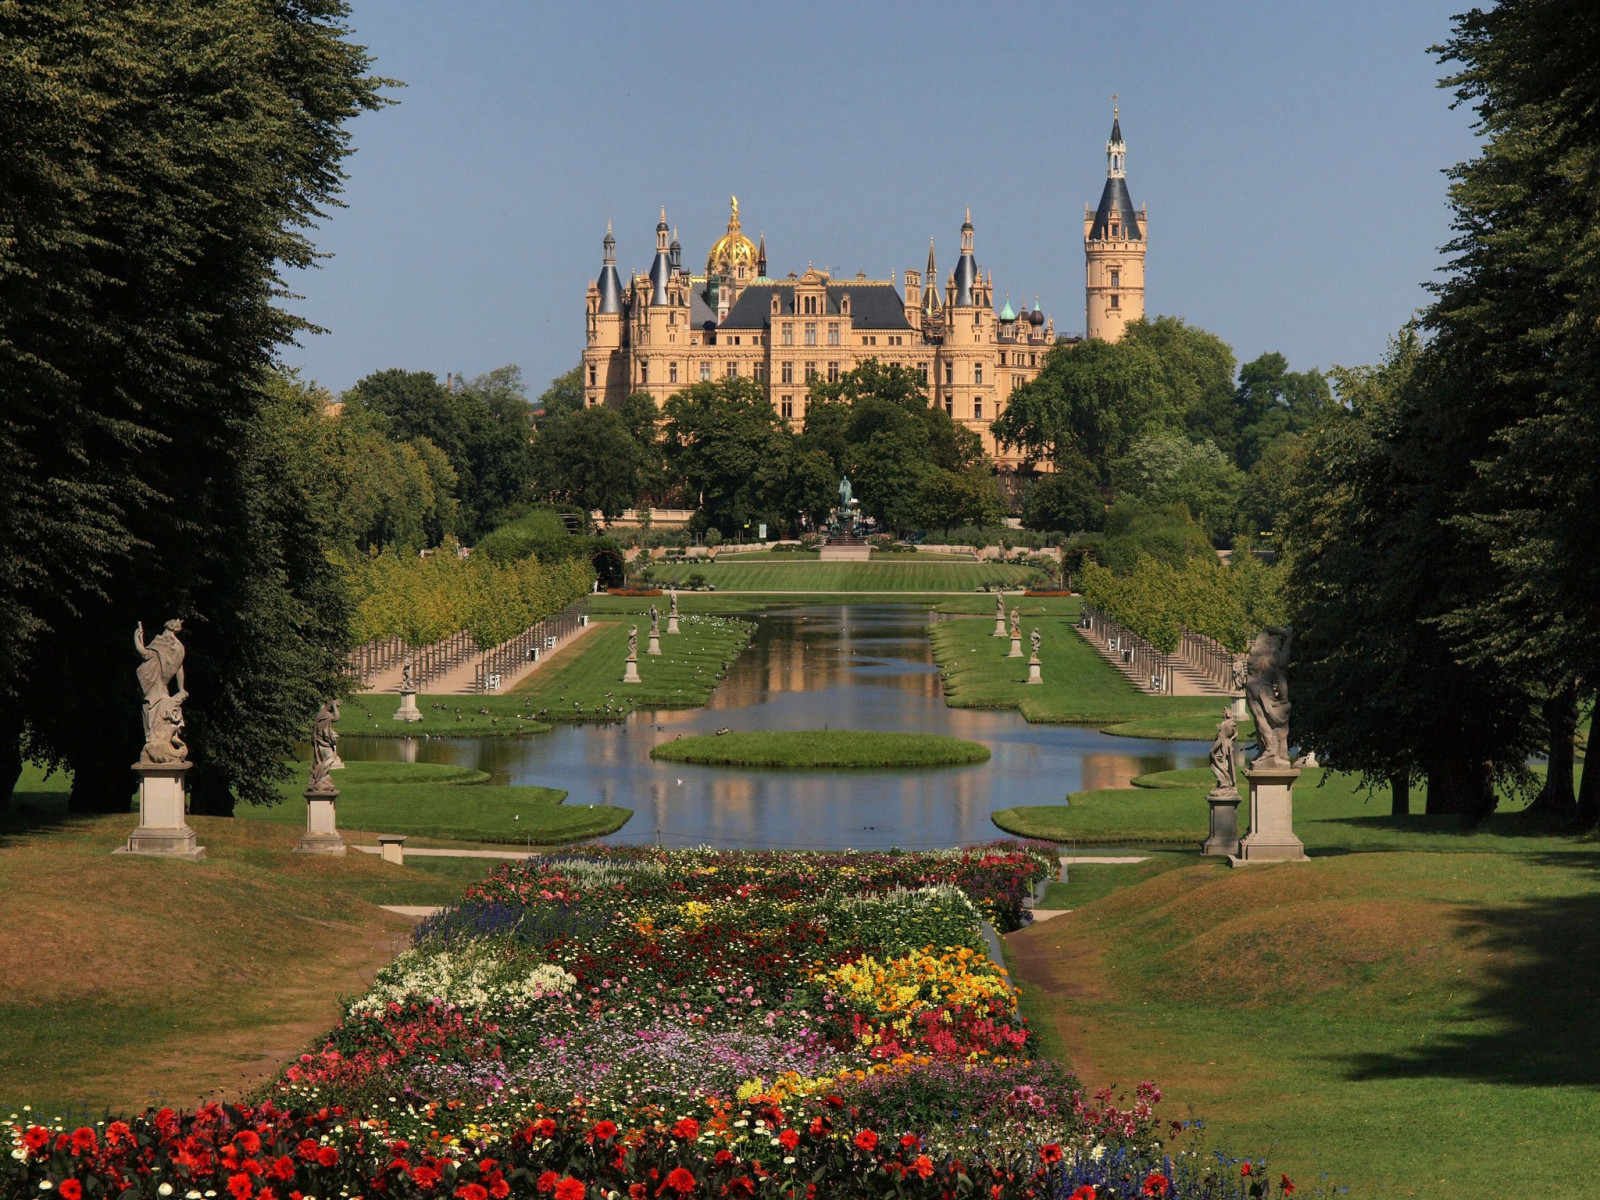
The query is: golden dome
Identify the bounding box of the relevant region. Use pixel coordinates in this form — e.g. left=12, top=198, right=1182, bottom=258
left=706, top=195, right=757, bottom=278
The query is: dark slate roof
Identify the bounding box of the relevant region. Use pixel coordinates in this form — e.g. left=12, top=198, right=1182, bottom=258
left=718, top=282, right=912, bottom=330
left=1110, top=114, right=1123, bottom=145
left=953, top=254, right=977, bottom=307
left=1089, top=176, right=1142, bottom=241
left=596, top=265, right=623, bottom=314
left=648, top=251, right=670, bottom=305
left=690, top=287, right=717, bottom=329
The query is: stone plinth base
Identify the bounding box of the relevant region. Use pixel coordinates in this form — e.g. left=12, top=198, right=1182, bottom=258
left=1230, top=766, right=1308, bottom=865
left=994, top=616, right=1008, bottom=637
left=647, top=633, right=662, bottom=656
left=296, top=790, right=346, bottom=856
left=667, top=616, right=680, bottom=635
left=378, top=833, right=406, bottom=865
left=1201, top=789, right=1242, bottom=856
left=623, top=656, right=641, bottom=684
left=394, top=690, right=423, bottom=722
left=115, top=762, right=205, bottom=860
left=1008, top=636, right=1023, bottom=658
left=1026, top=660, right=1042, bottom=685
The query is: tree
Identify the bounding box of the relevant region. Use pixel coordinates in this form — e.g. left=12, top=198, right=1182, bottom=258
left=662, top=379, right=803, bottom=536
left=0, top=2, right=385, bottom=812
left=535, top=364, right=585, bottom=423
left=1110, top=432, right=1243, bottom=543
left=915, top=467, right=1004, bottom=536
left=1122, top=316, right=1238, bottom=440
left=1097, top=502, right=1215, bottom=572
left=1020, top=454, right=1105, bottom=535
left=1227, top=353, right=1331, bottom=470
left=534, top=403, right=652, bottom=522
left=1237, top=433, right=1309, bottom=538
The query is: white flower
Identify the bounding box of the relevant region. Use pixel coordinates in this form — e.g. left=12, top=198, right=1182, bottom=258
left=783, top=1157, right=796, bottom=1165
left=158, top=1187, right=174, bottom=1197
left=37, top=1183, right=52, bottom=1192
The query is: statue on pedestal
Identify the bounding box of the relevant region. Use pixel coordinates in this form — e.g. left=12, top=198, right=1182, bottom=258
left=122, top=618, right=203, bottom=859
left=1243, top=626, right=1293, bottom=768
left=838, top=476, right=853, bottom=509
left=670, top=589, right=679, bottom=618
left=1010, top=608, right=1021, bottom=640
left=401, top=654, right=414, bottom=692
left=307, top=699, right=344, bottom=794
left=135, top=620, right=186, bottom=738
left=650, top=605, right=660, bottom=636
left=1209, top=709, right=1239, bottom=796
left=628, top=625, right=638, bottom=659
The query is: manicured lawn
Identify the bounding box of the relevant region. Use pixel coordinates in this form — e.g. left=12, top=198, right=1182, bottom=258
left=991, top=765, right=1589, bottom=852
left=510, top=613, right=752, bottom=718
left=1101, top=714, right=1247, bottom=741
left=0, top=764, right=512, bottom=1116
left=635, top=560, right=1039, bottom=591
left=583, top=593, right=1084, bottom=618
left=345, top=690, right=553, bottom=736
left=240, top=759, right=631, bottom=845
left=1009, top=847, right=1600, bottom=1198
left=650, top=730, right=990, bottom=768
left=931, top=610, right=1223, bottom=725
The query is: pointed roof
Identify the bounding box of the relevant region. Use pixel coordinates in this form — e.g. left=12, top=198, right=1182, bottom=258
left=597, top=221, right=623, bottom=314
left=999, top=296, right=1016, bottom=322
left=1089, top=176, right=1141, bottom=241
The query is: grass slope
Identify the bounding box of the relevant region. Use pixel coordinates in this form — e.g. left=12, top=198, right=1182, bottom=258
left=240, top=760, right=630, bottom=845
left=0, top=766, right=509, bottom=1116
left=1009, top=848, right=1600, bottom=1198
left=931, top=610, right=1222, bottom=725
left=636, top=561, right=1037, bottom=591
left=510, top=614, right=752, bottom=718
left=650, top=730, right=990, bottom=769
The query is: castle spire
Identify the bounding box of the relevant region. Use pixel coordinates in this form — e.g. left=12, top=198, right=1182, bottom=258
left=1107, top=97, right=1126, bottom=179
left=597, top=221, right=622, bottom=314
left=649, top=207, right=671, bottom=305
left=954, top=210, right=977, bottom=306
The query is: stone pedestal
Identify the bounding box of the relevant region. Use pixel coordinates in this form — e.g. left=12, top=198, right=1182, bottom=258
left=623, top=655, right=641, bottom=684
left=296, top=789, right=346, bottom=855
left=1026, top=659, right=1042, bottom=685
left=394, top=690, right=423, bottom=722
left=1201, top=790, right=1242, bottom=856
left=115, top=762, right=205, bottom=860
left=994, top=613, right=1008, bottom=637
left=1008, top=636, right=1023, bottom=658
left=378, top=833, right=406, bottom=865
left=1230, top=766, right=1309, bottom=865
left=647, top=633, right=662, bottom=656
left=1233, top=696, right=1247, bottom=721
left=667, top=615, right=680, bottom=635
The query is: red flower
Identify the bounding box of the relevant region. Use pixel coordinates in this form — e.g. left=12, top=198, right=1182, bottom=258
left=22, top=1127, right=48, bottom=1153
left=911, top=1155, right=934, bottom=1180
left=268, top=1157, right=295, bottom=1182
left=592, top=1120, right=618, bottom=1141
left=778, top=1129, right=799, bottom=1151
left=537, top=1171, right=561, bottom=1194
left=456, top=1185, right=489, bottom=1200
left=59, top=1184, right=84, bottom=1200
left=664, top=1167, right=697, bottom=1195
left=824, top=1095, right=843, bottom=1109
left=672, top=1118, right=700, bottom=1141
left=486, top=1171, right=511, bottom=1200
left=228, top=1173, right=255, bottom=1200
left=235, top=1130, right=263, bottom=1155
left=534, top=1118, right=558, bottom=1138
left=853, top=1130, right=878, bottom=1152
left=628, top=1186, right=647, bottom=1200
left=1240, top=1163, right=1251, bottom=1177
left=713, top=1150, right=734, bottom=1167
left=900, top=1134, right=919, bottom=1150
left=1142, top=1173, right=1170, bottom=1197
left=106, top=1121, right=133, bottom=1147
left=316, top=1146, right=339, bottom=1168
left=1070, top=1188, right=1097, bottom=1200
left=1039, top=1143, right=1063, bottom=1165
left=1280, top=1175, right=1296, bottom=1195
left=70, top=1127, right=98, bottom=1154
left=555, top=1177, right=586, bottom=1200
left=295, top=1139, right=319, bottom=1162
left=411, top=1164, right=443, bottom=1189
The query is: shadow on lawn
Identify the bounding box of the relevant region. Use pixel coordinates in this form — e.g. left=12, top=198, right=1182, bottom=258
left=1343, top=851, right=1600, bottom=1087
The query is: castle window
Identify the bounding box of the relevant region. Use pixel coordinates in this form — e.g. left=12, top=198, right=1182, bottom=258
left=737, top=266, right=745, bottom=279
left=919, top=364, right=929, bottom=383
left=828, top=362, right=839, bottom=382
left=805, top=362, right=817, bottom=382
left=1110, top=294, right=1120, bottom=310
left=727, top=362, right=738, bottom=379
left=782, top=362, right=793, bottom=384
left=1030, top=353, right=1037, bottom=366
left=588, top=364, right=596, bottom=386
left=753, top=362, right=765, bottom=382
left=781, top=324, right=793, bottom=346
left=974, top=363, right=983, bottom=385
left=1110, top=270, right=1120, bottom=287
left=944, top=362, right=954, bottom=386
left=700, top=361, right=712, bottom=381
left=804, top=322, right=817, bottom=346
left=641, top=362, right=649, bottom=385
left=669, top=362, right=678, bottom=383
left=1111, top=222, right=1120, bottom=238
left=973, top=397, right=983, bottom=419
left=828, top=323, right=840, bottom=346
left=945, top=397, right=953, bottom=416
left=781, top=396, right=793, bottom=419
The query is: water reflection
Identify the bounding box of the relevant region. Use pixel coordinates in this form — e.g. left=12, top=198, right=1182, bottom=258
left=341, top=606, right=1206, bottom=850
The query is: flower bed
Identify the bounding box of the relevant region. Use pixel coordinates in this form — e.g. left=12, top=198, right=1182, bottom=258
left=5, top=844, right=1309, bottom=1199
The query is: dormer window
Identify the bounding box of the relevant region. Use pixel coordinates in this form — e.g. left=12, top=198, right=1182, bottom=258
left=1111, top=222, right=1120, bottom=238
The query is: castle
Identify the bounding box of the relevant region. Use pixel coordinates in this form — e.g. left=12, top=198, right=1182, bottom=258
left=583, top=110, right=1146, bottom=465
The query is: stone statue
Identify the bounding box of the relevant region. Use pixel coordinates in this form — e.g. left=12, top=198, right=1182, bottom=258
left=996, top=593, right=1006, bottom=624
left=628, top=625, right=638, bottom=658
left=1243, top=626, right=1293, bottom=768
left=838, top=476, right=853, bottom=508
left=401, top=653, right=415, bottom=693
left=669, top=589, right=679, bottom=618
left=1030, top=627, right=1042, bottom=659
left=650, top=605, right=660, bottom=635
left=140, top=690, right=189, bottom=765
left=135, top=619, right=185, bottom=738
left=1009, top=608, right=1021, bottom=640
left=1209, top=709, right=1238, bottom=795
left=307, top=699, right=343, bottom=794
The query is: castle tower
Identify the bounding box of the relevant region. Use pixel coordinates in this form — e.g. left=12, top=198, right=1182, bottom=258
left=583, top=221, right=627, bottom=406
left=1084, top=100, right=1146, bottom=342
left=648, top=208, right=671, bottom=306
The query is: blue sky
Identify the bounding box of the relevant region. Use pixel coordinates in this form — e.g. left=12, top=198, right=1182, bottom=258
left=283, top=0, right=1479, bottom=397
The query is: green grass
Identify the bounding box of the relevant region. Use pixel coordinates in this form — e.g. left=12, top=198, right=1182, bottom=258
left=582, top=592, right=1084, bottom=618
left=238, top=759, right=630, bottom=845
left=635, top=560, right=1039, bottom=591
left=649, top=730, right=990, bottom=769
left=931, top=609, right=1223, bottom=725
left=1010, top=847, right=1600, bottom=1198
left=706, top=549, right=820, bottom=560
left=991, top=765, right=1600, bottom=854
left=344, top=690, right=554, bottom=737
left=1100, top=714, right=1249, bottom=741
left=510, top=613, right=752, bottom=718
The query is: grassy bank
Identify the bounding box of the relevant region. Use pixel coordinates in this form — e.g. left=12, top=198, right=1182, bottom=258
left=650, top=730, right=990, bottom=769
left=345, top=690, right=554, bottom=736
left=0, top=765, right=514, bottom=1116
left=931, top=610, right=1222, bottom=726
left=240, top=760, right=630, bottom=844
left=634, top=561, right=1038, bottom=591
left=1009, top=847, right=1600, bottom=1197
left=509, top=613, right=752, bottom=718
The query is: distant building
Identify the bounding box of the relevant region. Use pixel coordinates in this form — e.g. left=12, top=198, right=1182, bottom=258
left=582, top=111, right=1145, bottom=467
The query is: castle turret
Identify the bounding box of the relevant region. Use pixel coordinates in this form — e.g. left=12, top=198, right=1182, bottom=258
left=953, top=208, right=978, bottom=307
left=1084, top=100, right=1147, bottom=342
left=584, top=221, right=627, bottom=407
left=649, top=207, right=671, bottom=306
left=596, top=221, right=623, bottom=314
